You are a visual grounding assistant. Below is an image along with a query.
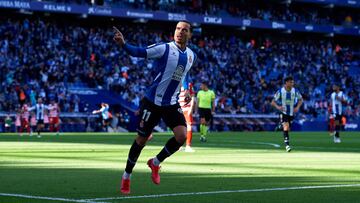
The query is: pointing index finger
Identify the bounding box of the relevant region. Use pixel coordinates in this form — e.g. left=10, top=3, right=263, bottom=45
left=113, top=26, right=120, bottom=33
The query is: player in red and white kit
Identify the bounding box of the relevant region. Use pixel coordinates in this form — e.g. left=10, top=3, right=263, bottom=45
left=15, top=109, right=21, bottom=136
left=328, top=105, right=335, bottom=136
left=178, top=82, right=196, bottom=152
left=49, top=100, right=61, bottom=136
left=19, top=103, right=31, bottom=136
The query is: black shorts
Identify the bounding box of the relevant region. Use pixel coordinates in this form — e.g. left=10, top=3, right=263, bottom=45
left=333, top=114, right=343, bottom=122
left=280, top=113, right=294, bottom=123
left=37, top=119, right=44, bottom=125
left=137, top=98, right=186, bottom=137
left=103, top=118, right=112, bottom=125
left=198, top=108, right=212, bottom=122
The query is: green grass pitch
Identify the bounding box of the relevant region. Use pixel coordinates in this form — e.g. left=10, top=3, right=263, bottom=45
left=0, top=132, right=359, bottom=203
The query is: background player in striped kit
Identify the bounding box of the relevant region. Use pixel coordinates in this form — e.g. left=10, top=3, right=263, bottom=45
left=178, top=81, right=196, bottom=152
left=113, top=21, right=196, bottom=194
left=28, top=98, right=53, bottom=138
left=330, top=84, right=347, bottom=143
left=92, top=102, right=112, bottom=132
left=271, top=76, right=303, bottom=152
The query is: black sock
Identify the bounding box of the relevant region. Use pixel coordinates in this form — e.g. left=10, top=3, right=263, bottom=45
left=283, top=131, right=290, bottom=146
left=125, top=140, right=145, bottom=174
left=335, top=125, right=340, bottom=138
left=156, top=137, right=183, bottom=163
left=37, top=129, right=40, bottom=135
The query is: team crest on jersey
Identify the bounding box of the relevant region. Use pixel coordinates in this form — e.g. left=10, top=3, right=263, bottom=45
left=172, top=65, right=184, bottom=81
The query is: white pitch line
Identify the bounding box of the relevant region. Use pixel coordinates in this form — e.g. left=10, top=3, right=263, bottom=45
left=83, top=183, right=360, bottom=201
left=247, top=141, right=281, bottom=148
left=0, top=193, right=108, bottom=203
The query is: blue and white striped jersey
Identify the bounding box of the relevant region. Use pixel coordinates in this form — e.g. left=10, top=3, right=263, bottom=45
left=331, top=91, right=346, bottom=115
left=124, top=41, right=196, bottom=106
left=273, top=87, right=302, bottom=116
left=28, top=104, right=52, bottom=120
left=100, top=105, right=110, bottom=119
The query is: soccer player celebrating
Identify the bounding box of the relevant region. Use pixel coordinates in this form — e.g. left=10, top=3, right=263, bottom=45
left=49, top=99, right=61, bottom=136
left=92, top=102, right=112, bottom=132
left=113, top=21, right=196, bottom=194
left=330, top=84, right=347, bottom=143
left=179, top=81, right=195, bottom=152
left=28, top=98, right=53, bottom=138
left=271, top=76, right=303, bottom=152
left=196, top=81, right=215, bottom=142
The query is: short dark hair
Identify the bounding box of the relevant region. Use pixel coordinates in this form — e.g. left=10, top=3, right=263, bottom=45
left=177, top=20, right=192, bottom=32
left=284, top=76, right=294, bottom=83
left=201, top=81, right=208, bottom=86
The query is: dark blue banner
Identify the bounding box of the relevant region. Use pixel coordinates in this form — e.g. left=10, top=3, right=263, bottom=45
left=294, top=0, right=360, bottom=8
left=0, top=0, right=359, bottom=36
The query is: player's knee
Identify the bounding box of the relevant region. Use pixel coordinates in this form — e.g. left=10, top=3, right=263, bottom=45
left=135, top=135, right=148, bottom=146
left=186, top=124, right=192, bottom=131
left=173, top=126, right=187, bottom=144
left=175, top=134, right=186, bottom=144
left=283, top=123, right=289, bottom=130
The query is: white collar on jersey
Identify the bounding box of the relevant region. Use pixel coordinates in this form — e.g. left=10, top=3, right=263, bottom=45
left=172, top=41, right=187, bottom=53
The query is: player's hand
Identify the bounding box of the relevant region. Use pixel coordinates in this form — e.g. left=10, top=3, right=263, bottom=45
left=294, top=107, right=299, bottom=113
left=184, top=91, right=192, bottom=105
left=92, top=110, right=97, bottom=114
left=113, top=26, right=125, bottom=46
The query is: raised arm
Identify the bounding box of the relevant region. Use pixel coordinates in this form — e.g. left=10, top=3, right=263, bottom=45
left=45, top=105, right=54, bottom=110
left=92, top=106, right=105, bottom=114
left=113, top=26, right=146, bottom=57
left=113, top=26, right=165, bottom=59
left=27, top=106, right=35, bottom=111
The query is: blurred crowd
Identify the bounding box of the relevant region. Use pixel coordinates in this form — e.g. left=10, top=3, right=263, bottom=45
left=0, top=16, right=359, bottom=121
left=45, top=0, right=359, bottom=26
